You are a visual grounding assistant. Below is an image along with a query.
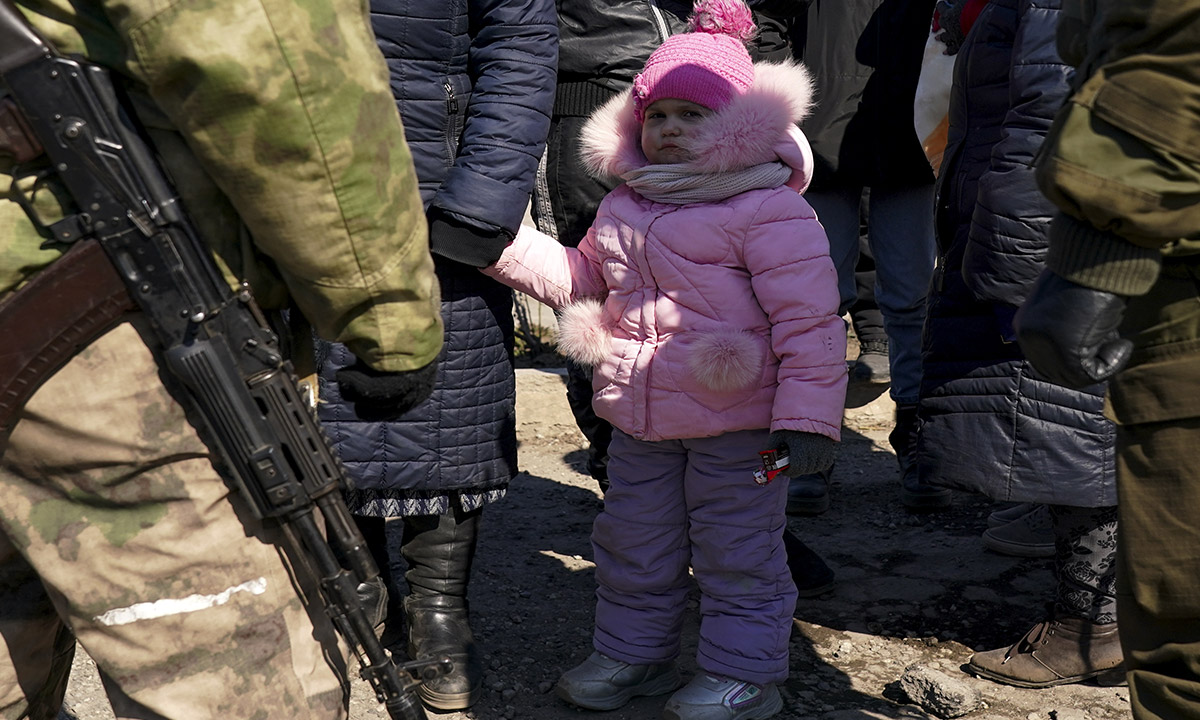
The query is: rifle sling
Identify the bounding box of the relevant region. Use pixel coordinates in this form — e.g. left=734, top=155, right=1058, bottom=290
left=0, top=238, right=136, bottom=438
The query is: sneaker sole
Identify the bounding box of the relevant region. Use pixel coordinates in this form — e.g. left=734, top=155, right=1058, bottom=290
left=980, top=532, right=1055, bottom=558
left=662, top=683, right=784, bottom=720
left=555, top=668, right=681, bottom=711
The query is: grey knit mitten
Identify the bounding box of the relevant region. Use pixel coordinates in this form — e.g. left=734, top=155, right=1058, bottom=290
left=766, top=430, right=837, bottom=477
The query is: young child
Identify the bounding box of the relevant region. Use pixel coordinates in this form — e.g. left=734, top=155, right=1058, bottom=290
left=484, top=2, right=846, bottom=717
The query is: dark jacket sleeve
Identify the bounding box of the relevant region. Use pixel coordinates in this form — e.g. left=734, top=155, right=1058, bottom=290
left=430, top=0, right=557, bottom=237
left=962, top=0, right=1073, bottom=307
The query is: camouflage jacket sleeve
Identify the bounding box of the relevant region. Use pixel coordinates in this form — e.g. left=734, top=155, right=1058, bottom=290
left=16, top=0, right=443, bottom=372
left=1034, top=0, right=1200, bottom=297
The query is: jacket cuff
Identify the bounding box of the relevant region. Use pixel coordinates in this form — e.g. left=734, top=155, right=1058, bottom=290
left=1046, top=212, right=1162, bottom=296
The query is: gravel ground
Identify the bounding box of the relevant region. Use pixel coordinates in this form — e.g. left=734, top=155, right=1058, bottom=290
left=60, top=363, right=1131, bottom=720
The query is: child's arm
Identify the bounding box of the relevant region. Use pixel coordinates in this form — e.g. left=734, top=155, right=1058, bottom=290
left=742, top=194, right=849, bottom=441
left=481, top=224, right=607, bottom=310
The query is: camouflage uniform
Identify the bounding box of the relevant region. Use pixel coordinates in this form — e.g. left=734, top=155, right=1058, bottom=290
left=0, top=0, right=442, bottom=716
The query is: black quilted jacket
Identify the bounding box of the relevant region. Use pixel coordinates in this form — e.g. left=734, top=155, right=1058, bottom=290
left=916, top=0, right=1116, bottom=507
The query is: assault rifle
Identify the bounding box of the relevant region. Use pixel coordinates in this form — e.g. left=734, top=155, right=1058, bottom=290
left=0, top=3, right=446, bottom=717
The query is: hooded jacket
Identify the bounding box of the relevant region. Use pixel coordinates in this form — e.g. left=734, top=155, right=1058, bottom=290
left=488, top=61, right=848, bottom=443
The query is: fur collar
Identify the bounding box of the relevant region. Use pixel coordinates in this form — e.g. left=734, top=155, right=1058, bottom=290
left=580, top=60, right=816, bottom=189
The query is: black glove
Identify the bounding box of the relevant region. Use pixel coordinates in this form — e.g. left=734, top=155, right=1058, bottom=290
left=766, top=430, right=837, bottom=477
left=335, top=358, right=438, bottom=420
left=426, top=208, right=512, bottom=268
left=1014, top=270, right=1132, bottom=388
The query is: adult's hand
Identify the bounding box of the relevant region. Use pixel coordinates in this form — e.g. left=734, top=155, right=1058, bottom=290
left=1014, top=270, right=1132, bottom=388
left=335, top=358, right=438, bottom=419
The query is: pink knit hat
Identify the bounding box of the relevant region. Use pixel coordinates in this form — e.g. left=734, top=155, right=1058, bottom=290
left=632, top=0, right=757, bottom=122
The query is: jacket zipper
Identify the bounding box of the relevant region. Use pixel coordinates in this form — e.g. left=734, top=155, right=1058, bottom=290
left=647, top=0, right=671, bottom=43
left=444, top=82, right=460, bottom=163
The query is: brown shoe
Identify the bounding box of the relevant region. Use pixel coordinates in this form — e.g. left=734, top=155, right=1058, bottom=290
left=967, top=618, right=1126, bottom=688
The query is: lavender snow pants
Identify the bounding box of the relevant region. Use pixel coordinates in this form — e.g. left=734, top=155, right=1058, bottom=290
left=591, top=429, right=797, bottom=684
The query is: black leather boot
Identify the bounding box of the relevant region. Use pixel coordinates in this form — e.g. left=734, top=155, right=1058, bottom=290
left=353, top=515, right=405, bottom=648
left=890, top=404, right=951, bottom=511
left=401, top=507, right=484, bottom=711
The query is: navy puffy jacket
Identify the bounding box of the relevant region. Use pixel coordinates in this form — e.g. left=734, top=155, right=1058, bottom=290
left=917, top=0, right=1116, bottom=507
left=317, top=0, right=556, bottom=501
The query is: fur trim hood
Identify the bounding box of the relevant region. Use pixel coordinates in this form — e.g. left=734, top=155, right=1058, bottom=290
left=580, top=60, right=817, bottom=191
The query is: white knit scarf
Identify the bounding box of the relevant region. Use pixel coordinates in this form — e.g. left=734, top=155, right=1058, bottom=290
left=621, top=161, right=793, bottom=205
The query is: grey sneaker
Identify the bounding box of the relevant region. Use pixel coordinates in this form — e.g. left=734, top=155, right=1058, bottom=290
left=662, top=674, right=783, bottom=720
left=982, top=504, right=1054, bottom=558
left=987, top=502, right=1039, bottom=528
left=555, top=651, right=680, bottom=711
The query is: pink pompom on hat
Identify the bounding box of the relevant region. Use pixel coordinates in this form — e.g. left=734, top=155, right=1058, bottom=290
left=632, top=0, right=757, bottom=122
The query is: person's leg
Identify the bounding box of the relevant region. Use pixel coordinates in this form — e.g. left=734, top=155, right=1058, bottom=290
left=968, top=504, right=1123, bottom=687
left=804, top=185, right=865, bottom=316
left=867, top=183, right=946, bottom=510
left=351, top=515, right=406, bottom=649
left=662, top=430, right=792, bottom=720
left=1107, top=267, right=1200, bottom=719
left=782, top=529, right=835, bottom=598
left=686, top=430, right=796, bottom=684
left=0, top=531, right=75, bottom=720
left=849, top=192, right=890, bottom=383
left=556, top=430, right=686, bottom=710
left=565, top=358, right=612, bottom=491
left=1052, top=505, right=1119, bottom=624
left=1117, top=418, right=1200, bottom=718
left=400, top=506, right=483, bottom=710
left=864, top=182, right=936, bottom=407
left=590, top=431, right=691, bottom=664
left=0, top=320, right=349, bottom=719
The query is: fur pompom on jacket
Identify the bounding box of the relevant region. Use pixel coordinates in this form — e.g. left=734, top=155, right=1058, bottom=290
left=485, top=59, right=848, bottom=442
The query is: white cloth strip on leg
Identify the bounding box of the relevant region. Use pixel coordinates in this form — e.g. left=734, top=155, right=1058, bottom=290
left=93, top=577, right=268, bottom=626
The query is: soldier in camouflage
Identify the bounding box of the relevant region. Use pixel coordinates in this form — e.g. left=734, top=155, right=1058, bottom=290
left=1014, top=0, right=1200, bottom=717
left=0, top=0, right=443, bottom=717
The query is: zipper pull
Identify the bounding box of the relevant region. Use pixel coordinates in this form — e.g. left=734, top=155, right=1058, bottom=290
left=444, top=82, right=458, bottom=114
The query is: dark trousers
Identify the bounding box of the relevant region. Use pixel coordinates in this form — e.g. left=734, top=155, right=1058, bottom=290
left=1107, top=261, right=1200, bottom=719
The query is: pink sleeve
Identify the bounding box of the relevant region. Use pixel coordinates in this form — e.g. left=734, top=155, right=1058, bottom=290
left=742, top=193, right=848, bottom=439
left=481, top=224, right=606, bottom=309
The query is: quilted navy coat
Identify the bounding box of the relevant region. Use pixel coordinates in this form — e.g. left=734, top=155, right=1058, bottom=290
left=317, top=0, right=556, bottom=511
left=915, top=0, right=1117, bottom=507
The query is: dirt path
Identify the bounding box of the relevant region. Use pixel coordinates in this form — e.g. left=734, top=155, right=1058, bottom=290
left=62, top=367, right=1131, bottom=720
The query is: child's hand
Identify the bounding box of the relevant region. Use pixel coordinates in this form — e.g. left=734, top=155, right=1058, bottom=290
left=766, top=431, right=836, bottom=477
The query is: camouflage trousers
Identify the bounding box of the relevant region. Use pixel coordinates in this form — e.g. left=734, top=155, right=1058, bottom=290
left=0, top=318, right=350, bottom=719
left=1107, top=262, right=1200, bottom=720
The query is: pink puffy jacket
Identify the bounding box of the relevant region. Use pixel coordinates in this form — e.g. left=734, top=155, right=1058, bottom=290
left=487, top=61, right=847, bottom=442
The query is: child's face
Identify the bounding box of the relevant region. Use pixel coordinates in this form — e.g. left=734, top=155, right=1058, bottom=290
left=640, top=98, right=712, bottom=165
